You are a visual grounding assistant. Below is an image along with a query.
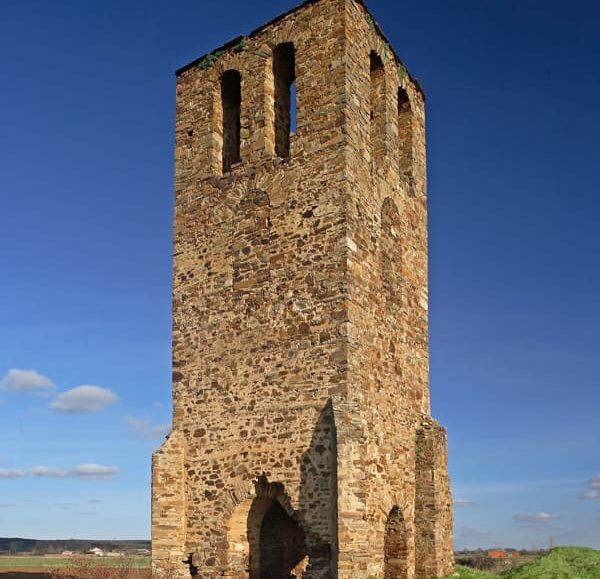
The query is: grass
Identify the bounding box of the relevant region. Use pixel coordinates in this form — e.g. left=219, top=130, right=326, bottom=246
left=0, top=555, right=150, bottom=569
left=440, top=567, right=495, bottom=578
left=0, top=556, right=69, bottom=568
left=2, top=548, right=599, bottom=578
left=504, top=547, right=600, bottom=578
left=436, top=547, right=600, bottom=579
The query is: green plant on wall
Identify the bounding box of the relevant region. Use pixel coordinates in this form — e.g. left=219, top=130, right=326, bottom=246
left=398, top=63, right=408, bottom=84
left=234, top=36, right=248, bottom=53
left=380, top=43, right=388, bottom=62
left=366, top=13, right=376, bottom=32
left=198, top=50, right=224, bottom=70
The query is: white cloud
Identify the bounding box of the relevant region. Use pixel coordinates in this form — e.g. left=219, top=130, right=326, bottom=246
left=513, top=512, right=560, bottom=523
left=31, top=463, right=118, bottom=479
left=0, top=468, right=27, bottom=478
left=454, top=526, right=493, bottom=550
left=455, top=526, right=492, bottom=541
left=124, top=415, right=170, bottom=439
left=0, top=369, right=55, bottom=393
left=69, top=464, right=118, bottom=478
left=50, top=385, right=118, bottom=413
left=518, top=523, right=564, bottom=532
left=454, top=499, right=478, bottom=508
left=579, top=473, right=600, bottom=500
left=31, top=467, right=67, bottom=477
left=54, top=502, right=74, bottom=509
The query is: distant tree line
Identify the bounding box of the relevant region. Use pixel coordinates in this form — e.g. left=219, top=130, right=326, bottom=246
left=0, top=537, right=150, bottom=555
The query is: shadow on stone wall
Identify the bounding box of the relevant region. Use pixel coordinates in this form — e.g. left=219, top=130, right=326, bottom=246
left=215, top=400, right=341, bottom=579
left=297, top=398, right=338, bottom=579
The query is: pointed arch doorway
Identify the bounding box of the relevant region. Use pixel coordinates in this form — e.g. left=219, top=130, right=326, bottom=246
left=227, top=479, right=308, bottom=579
left=384, top=506, right=409, bottom=579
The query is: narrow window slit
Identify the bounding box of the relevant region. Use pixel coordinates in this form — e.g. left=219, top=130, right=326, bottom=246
left=397, top=87, right=413, bottom=180
left=273, top=43, right=296, bottom=158
left=290, top=79, right=297, bottom=135
left=221, top=69, right=241, bottom=172
left=370, top=51, right=386, bottom=164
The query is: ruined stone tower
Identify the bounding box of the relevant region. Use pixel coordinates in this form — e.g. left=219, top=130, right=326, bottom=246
left=152, top=0, right=454, bottom=577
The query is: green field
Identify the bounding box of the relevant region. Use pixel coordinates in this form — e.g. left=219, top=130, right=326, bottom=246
left=437, top=547, right=600, bottom=579
left=0, top=556, right=68, bottom=568
left=1, top=548, right=599, bottom=578
left=0, top=555, right=150, bottom=569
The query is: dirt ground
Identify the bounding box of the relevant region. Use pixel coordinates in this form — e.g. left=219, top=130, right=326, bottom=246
left=0, top=572, right=151, bottom=578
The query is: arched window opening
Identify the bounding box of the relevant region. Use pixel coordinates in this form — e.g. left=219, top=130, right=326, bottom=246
left=385, top=506, right=409, bottom=579
left=397, top=87, right=413, bottom=180
left=221, top=69, right=241, bottom=172
left=273, top=43, right=296, bottom=158
left=370, top=51, right=386, bottom=164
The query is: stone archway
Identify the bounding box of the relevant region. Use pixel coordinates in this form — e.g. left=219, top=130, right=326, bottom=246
left=384, top=506, right=409, bottom=579
left=257, top=500, right=307, bottom=579
left=227, top=477, right=308, bottom=579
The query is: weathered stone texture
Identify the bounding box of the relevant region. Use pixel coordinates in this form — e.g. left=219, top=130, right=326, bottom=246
left=152, top=0, right=453, bottom=577
left=152, top=429, right=186, bottom=576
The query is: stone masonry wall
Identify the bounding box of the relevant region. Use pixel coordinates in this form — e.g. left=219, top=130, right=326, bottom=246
left=335, top=1, right=453, bottom=577
left=152, top=0, right=453, bottom=578
left=151, top=429, right=186, bottom=577
left=415, top=420, right=454, bottom=578
left=154, top=1, right=348, bottom=577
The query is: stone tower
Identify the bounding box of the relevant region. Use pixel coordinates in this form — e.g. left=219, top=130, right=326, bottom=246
left=152, top=0, right=454, bottom=578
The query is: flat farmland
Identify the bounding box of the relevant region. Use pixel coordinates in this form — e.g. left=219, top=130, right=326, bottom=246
left=0, top=556, right=151, bottom=577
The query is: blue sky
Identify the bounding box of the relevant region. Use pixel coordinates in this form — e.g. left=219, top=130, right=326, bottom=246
left=1, top=0, right=599, bottom=549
